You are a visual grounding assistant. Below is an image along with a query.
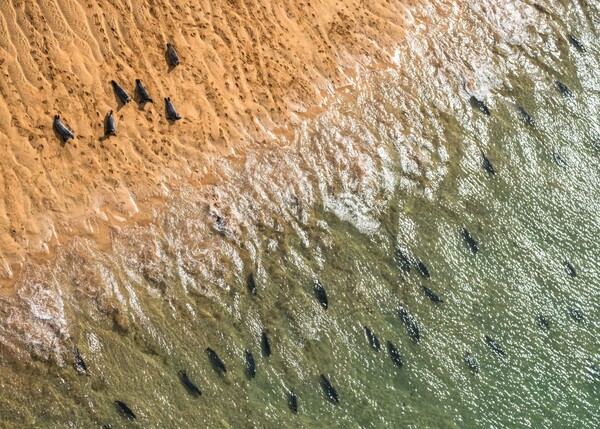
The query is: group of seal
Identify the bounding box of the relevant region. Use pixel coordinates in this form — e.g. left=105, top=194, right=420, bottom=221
left=54, top=43, right=182, bottom=143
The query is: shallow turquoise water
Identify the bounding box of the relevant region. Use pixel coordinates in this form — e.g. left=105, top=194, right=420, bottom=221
left=0, top=0, right=599, bottom=428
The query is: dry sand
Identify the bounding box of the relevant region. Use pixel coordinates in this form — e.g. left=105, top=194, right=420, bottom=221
left=0, top=0, right=421, bottom=285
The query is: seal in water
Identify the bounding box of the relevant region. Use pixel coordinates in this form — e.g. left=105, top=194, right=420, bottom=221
left=517, top=107, right=535, bottom=127
left=553, top=152, right=567, bottom=168
left=135, top=79, right=154, bottom=103
left=165, top=97, right=182, bottom=121
left=398, top=305, right=421, bottom=343
left=464, top=352, right=479, bottom=374
left=73, top=347, right=87, bottom=373
left=105, top=110, right=116, bottom=137
left=206, top=348, right=227, bottom=373
left=261, top=331, right=272, bottom=357
left=167, top=43, right=180, bottom=66
left=54, top=115, right=74, bottom=142
left=416, top=260, right=430, bottom=278
left=568, top=34, right=585, bottom=52
left=569, top=307, right=586, bottom=324
left=320, top=374, right=339, bottom=404
left=288, top=390, right=299, bottom=413
left=178, top=370, right=202, bottom=397
left=482, top=152, right=495, bottom=176
left=537, top=314, right=550, bottom=330
left=563, top=260, right=577, bottom=277
left=247, top=272, right=257, bottom=296
left=245, top=350, right=256, bottom=379
left=555, top=81, right=573, bottom=98
left=387, top=341, right=403, bottom=368
left=462, top=228, right=479, bottom=255
left=314, top=279, right=328, bottom=310
left=364, top=326, right=381, bottom=351
left=422, top=286, right=443, bottom=303
left=470, top=96, right=491, bottom=116
left=111, top=80, right=132, bottom=104
left=395, top=248, right=411, bottom=272
left=485, top=335, right=505, bottom=357
left=114, top=401, right=136, bottom=420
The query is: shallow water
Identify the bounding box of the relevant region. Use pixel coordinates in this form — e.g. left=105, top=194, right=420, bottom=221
left=1, top=0, right=599, bottom=428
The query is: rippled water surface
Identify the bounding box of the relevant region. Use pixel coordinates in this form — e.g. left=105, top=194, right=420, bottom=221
left=1, top=0, right=599, bottom=428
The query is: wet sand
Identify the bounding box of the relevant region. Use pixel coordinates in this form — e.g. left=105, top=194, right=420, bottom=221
left=0, top=0, right=419, bottom=284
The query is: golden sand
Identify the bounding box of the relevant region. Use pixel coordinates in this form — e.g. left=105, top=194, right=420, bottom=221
left=0, top=0, right=421, bottom=284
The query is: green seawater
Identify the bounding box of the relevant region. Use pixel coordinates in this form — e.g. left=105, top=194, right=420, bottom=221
left=0, top=0, right=598, bottom=428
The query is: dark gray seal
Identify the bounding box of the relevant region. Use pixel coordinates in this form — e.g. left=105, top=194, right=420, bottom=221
left=72, top=347, right=87, bottom=373
left=364, top=326, right=381, bottom=351
left=395, top=248, right=411, bottom=272
left=245, top=350, right=256, bottom=379
left=167, top=43, right=180, bottom=66
left=288, top=390, right=299, bottom=413
left=568, top=34, right=585, bottom=52
left=422, top=286, right=443, bottom=303
left=464, top=352, right=479, bottom=374
left=261, top=331, right=271, bottom=357
left=485, top=335, right=505, bottom=357
left=165, top=97, right=182, bottom=121
left=105, top=110, right=116, bottom=137
left=555, top=81, right=573, bottom=98
left=178, top=370, right=202, bottom=397
left=416, top=259, right=430, bottom=278
left=111, top=80, right=132, bottom=104
left=314, top=279, right=328, bottom=309
left=482, top=152, right=495, bottom=176
left=517, top=107, right=535, bottom=127
left=114, top=400, right=136, bottom=420
left=135, top=79, right=154, bottom=103
left=462, top=228, right=478, bottom=255
left=54, top=115, right=74, bottom=142
left=398, top=305, right=421, bottom=343
left=470, top=96, right=491, bottom=116
left=387, top=341, right=403, bottom=368
left=553, top=152, right=567, bottom=168
left=247, top=272, right=257, bottom=296
left=320, top=374, right=339, bottom=404
left=563, top=260, right=577, bottom=277
left=206, top=348, right=227, bottom=373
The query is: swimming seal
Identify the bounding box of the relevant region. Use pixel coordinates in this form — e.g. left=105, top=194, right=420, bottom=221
left=261, top=331, right=272, bottom=357
left=568, top=34, right=585, bottom=52
left=555, top=81, right=573, bottom=98
left=553, top=152, right=567, bottom=168
left=569, top=307, right=586, bottom=323
left=395, top=249, right=411, bottom=272
left=165, top=97, right=182, bottom=121
left=314, top=280, right=328, bottom=310
left=54, top=115, right=74, bottom=142
left=364, top=326, right=381, bottom=351
left=245, top=350, right=256, bottom=379
left=206, top=348, right=227, bottom=374
left=135, top=79, right=154, bottom=103
left=114, top=400, right=136, bottom=420
left=462, top=228, right=479, bottom=255
left=563, top=260, right=577, bottom=277
left=72, top=347, right=87, bottom=373
left=517, top=107, right=535, bottom=127
left=422, top=286, right=443, bottom=303
left=416, top=260, right=430, bottom=279
left=398, top=305, right=421, bottom=343
left=485, top=335, right=505, bottom=357
left=482, top=152, right=495, bottom=176
left=320, top=374, right=339, bottom=404
left=464, top=352, right=479, bottom=374
left=537, top=314, right=550, bottom=330
left=179, top=370, right=202, bottom=397
left=105, top=110, right=116, bottom=137
left=247, top=272, right=257, bottom=296
left=470, top=96, right=491, bottom=116
left=111, top=80, right=132, bottom=104
left=167, top=43, right=180, bottom=66
left=288, top=390, right=299, bottom=413
left=387, top=341, right=403, bottom=368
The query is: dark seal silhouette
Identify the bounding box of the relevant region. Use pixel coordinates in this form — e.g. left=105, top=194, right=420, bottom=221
left=387, top=341, right=403, bottom=368
left=261, top=331, right=272, bottom=357
left=462, top=228, right=478, bottom=255
left=111, top=80, right=132, bottom=104
left=398, top=305, right=421, bottom=343
left=206, top=348, right=227, bottom=374
left=54, top=115, right=74, bottom=142
left=569, top=307, right=586, bottom=324
left=422, top=286, right=443, bottom=303
left=114, top=401, right=136, bottom=420
left=288, top=390, right=299, bottom=413
left=537, top=314, right=550, bottom=330
left=464, top=352, right=479, bottom=374
left=568, top=34, right=585, bottom=52
left=485, top=335, right=505, bottom=357
left=179, top=370, right=202, bottom=397
left=320, top=374, right=339, bottom=404
left=416, top=260, right=430, bottom=278
left=482, top=152, right=495, bottom=176
left=553, top=152, right=567, bottom=168
left=245, top=350, right=256, bottom=379
left=470, top=96, right=491, bottom=115
left=314, top=279, right=328, bottom=310
left=517, top=107, right=535, bottom=127
left=72, top=347, right=87, bottom=373
left=165, top=97, right=182, bottom=121
left=364, top=326, right=381, bottom=351
left=247, top=272, right=257, bottom=296
left=395, top=249, right=411, bottom=272
left=563, top=260, right=577, bottom=277
left=555, top=81, right=573, bottom=98
left=105, top=110, right=116, bottom=137
left=135, top=79, right=154, bottom=103
left=167, top=43, right=180, bottom=66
